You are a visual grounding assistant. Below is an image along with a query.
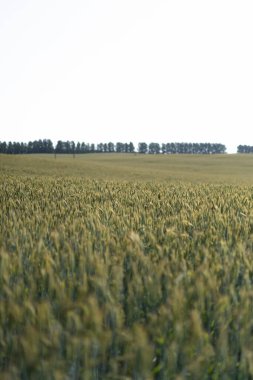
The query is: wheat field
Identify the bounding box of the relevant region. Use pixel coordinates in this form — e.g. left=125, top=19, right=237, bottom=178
left=1, top=154, right=253, bottom=379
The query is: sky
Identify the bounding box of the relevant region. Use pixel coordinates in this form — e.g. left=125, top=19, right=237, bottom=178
left=0, top=0, right=253, bottom=153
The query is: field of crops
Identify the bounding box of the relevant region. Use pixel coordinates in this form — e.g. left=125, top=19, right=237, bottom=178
left=1, top=154, right=253, bottom=379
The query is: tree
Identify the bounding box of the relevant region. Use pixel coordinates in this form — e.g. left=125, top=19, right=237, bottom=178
left=0, top=141, right=7, bottom=153
left=7, top=142, right=14, bottom=154
left=45, top=139, right=54, bottom=153
left=97, top=143, right=104, bottom=153
left=70, top=141, right=76, bottom=157
left=76, top=142, right=81, bottom=154
left=129, top=142, right=135, bottom=153
left=80, top=142, right=86, bottom=153
left=138, top=142, right=148, bottom=154
left=55, top=141, right=64, bottom=153
left=148, top=143, right=160, bottom=154
left=108, top=142, right=115, bottom=152
left=116, top=142, right=124, bottom=153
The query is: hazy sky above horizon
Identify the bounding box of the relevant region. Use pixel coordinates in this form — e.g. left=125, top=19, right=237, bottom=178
left=0, top=1, right=253, bottom=153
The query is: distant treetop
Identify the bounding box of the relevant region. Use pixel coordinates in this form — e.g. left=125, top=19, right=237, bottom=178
left=0, top=140, right=227, bottom=155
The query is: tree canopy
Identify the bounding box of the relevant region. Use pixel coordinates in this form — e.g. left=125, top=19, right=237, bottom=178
left=0, top=140, right=228, bottom=155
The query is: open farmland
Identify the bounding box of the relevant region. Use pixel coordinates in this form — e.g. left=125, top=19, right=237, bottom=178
left=1, top=154, right=253, bottom=379
left=2, top=152, right=253, bottom=184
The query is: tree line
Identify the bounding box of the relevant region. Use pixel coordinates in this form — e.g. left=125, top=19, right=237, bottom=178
left=0, top=140, right=229, bottom=154
left=138, top=142, right=226, bottom=154
left=237, top=145, right=253, bottom=154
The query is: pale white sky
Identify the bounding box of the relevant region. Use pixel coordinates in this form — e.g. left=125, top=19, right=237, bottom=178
left=0, top=0, right=253, bottom=153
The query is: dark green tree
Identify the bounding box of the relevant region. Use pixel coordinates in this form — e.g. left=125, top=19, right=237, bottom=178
left=138, top=142, right=148, bottom=154
left=148, top=143, right=160, bottom=154
left=108, top=142, right=115, bottom=152
left=116, top=142, right=124, bottom=153
left=129, top=142, right=135, bottom=153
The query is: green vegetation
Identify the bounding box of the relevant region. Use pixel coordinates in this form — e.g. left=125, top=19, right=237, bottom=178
left=1, top=154, right=253, bottom=379
left=2, top=153, right=253, bottom=184
left=0, top=139, right=227, bottom=154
